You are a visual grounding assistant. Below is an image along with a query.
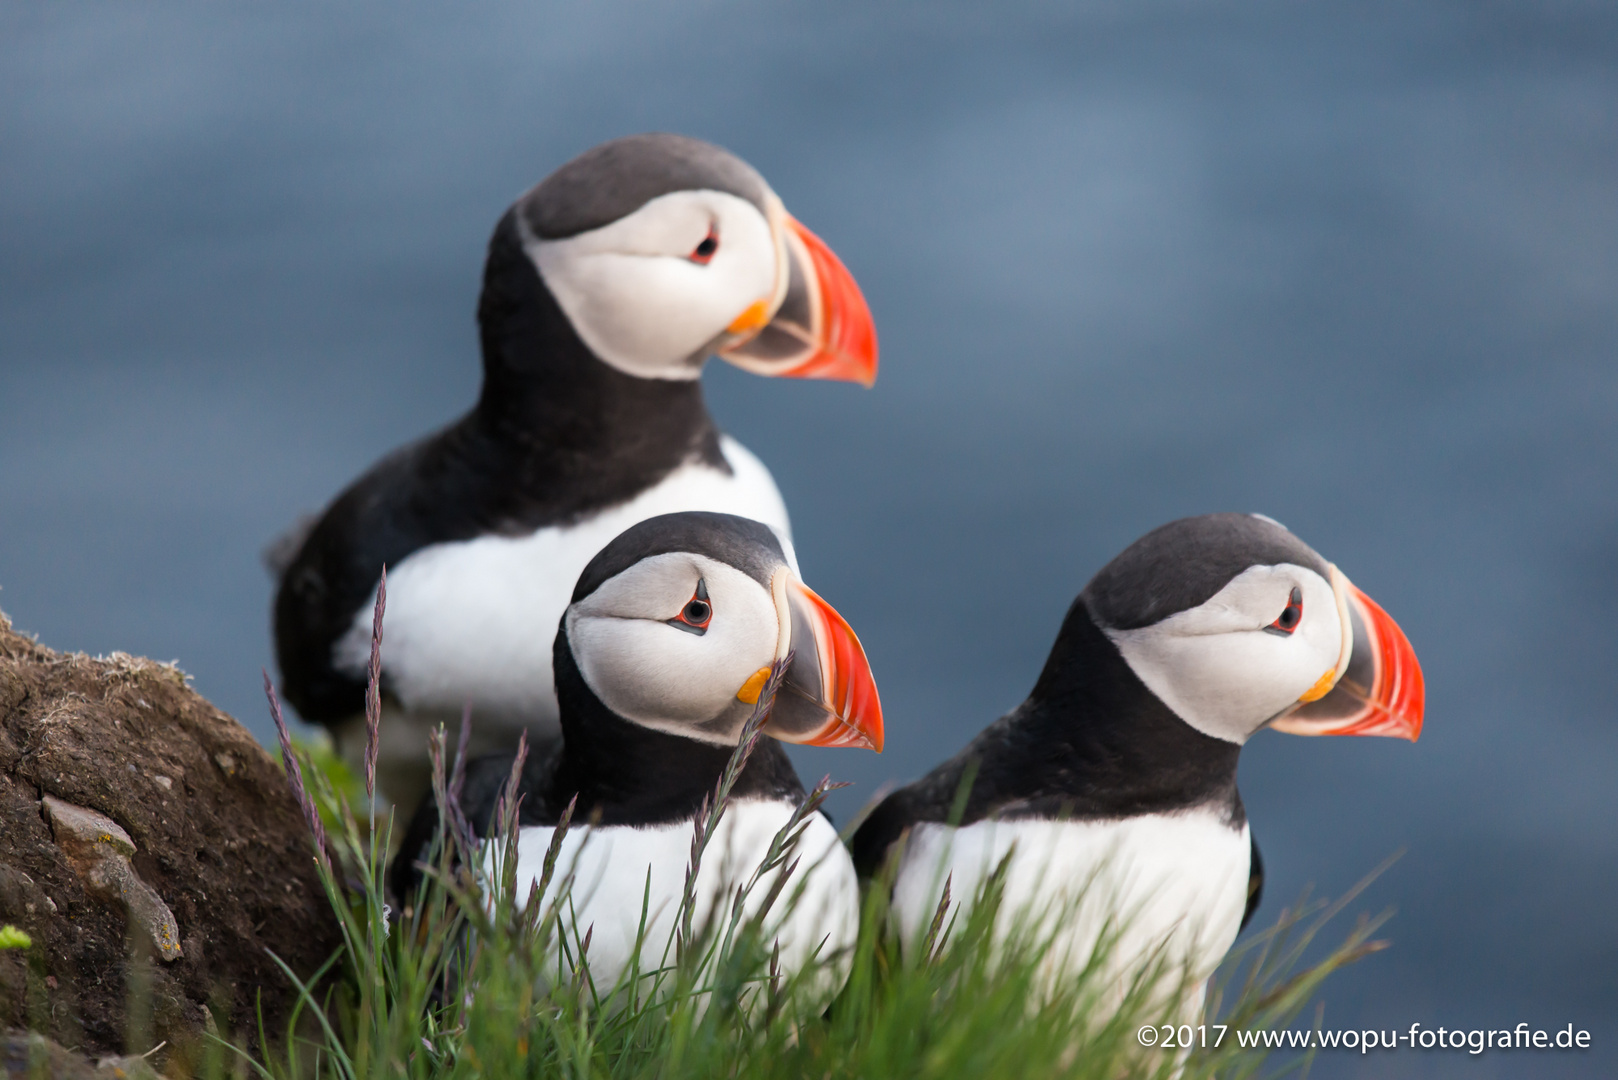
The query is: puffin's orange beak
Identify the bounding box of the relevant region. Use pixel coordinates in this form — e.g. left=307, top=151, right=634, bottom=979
left=1271, top=579, right=1425, bottom=741
left=717, top=215, right=879, bottom=388
left=755, top=573, right=884, bottom=752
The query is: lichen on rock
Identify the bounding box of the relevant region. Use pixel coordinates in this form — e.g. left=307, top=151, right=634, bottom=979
left=42, top=795, right=183, bottom=963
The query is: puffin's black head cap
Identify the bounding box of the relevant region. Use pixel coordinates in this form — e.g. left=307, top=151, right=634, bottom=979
left=1082, top=513, right=1330, bottom=631
left=571, top=511, right=787, bottom=604
left=520, top=133, right=771, bottom=241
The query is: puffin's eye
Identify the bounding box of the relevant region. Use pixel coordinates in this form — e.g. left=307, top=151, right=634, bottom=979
left=668, top=579, right=713, bottom=635
left=689, top=226, right=720, bottom=265
left=1264, top=587, right=1304, bottom=637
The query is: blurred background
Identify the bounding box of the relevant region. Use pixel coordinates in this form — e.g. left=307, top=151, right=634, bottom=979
left=2, top=2, right=1614, bottom=1075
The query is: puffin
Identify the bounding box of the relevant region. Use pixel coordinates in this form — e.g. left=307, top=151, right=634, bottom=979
left=270, top=134, right=878, bottom=805
left=851, top=513, right=1424, bottom=1020
left=399, top=511, right=883, bottom=1005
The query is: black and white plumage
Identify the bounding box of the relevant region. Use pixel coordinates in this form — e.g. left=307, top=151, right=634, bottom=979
left=852, top=513, right=1424, bottom=1017
left=400, top=512, right=884, bottom=1002
left=270, top=134, right=879, bottom=804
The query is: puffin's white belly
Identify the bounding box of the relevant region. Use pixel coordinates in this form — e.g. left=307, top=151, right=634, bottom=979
left=490, top=799, right=859, bottom=1008
left=892, top=811, right=1249, bottom=1018
left=329, top=436, right=792, bottom=791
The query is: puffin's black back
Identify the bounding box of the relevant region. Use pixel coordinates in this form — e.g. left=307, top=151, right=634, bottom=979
left=273, top=209, right=728, bottom=723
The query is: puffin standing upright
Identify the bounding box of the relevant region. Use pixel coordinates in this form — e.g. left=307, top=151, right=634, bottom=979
left=417, top=512, right=883, bottom=1005
left=852, top=513, right=1424, bottom=1019
left=271, top=134, right=878, bottom=804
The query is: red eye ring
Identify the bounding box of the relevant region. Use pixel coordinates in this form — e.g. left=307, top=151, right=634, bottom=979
left=668, top=580, right=712, bottom=634
left=1266, top=586, right=1304, bottom=637
left=689, top=225, right=719, bottom=265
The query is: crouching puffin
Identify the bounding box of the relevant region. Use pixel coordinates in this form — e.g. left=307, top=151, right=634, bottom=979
left=403, top=512, right=882, bottom=1005
left=851, top=513, right=1424, bottom=1021
left=270, top=134, right=879, bottom=805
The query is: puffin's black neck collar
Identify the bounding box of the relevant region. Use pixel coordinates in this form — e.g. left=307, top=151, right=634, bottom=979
left=546, top=627, right=806, bottom=826
left=472, top=208, right=725, bottom=475
left=953, top=597, right=1244, bottom=826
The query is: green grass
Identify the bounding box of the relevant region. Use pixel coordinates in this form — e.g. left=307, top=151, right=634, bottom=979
left=240, top=589, right=1389, bottom=1080
left=244, top=709, right=1391, bottom=1080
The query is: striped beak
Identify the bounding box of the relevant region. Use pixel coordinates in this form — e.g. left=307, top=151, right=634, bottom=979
left=757, top=571, right=884, bottom=752
left=717, top=207, right=879, bottom=387
left=1271, top=569, right=1425, bottom=741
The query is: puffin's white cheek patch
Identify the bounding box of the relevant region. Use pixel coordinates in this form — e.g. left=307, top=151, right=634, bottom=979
left=568, top=555, right=780, bottom=737
left=553, top=256, right=722, bottom=373
left=1120, top=634, right=1335, bottom=743
left=528, top=190, right=777, bottom=380
left=571, top=617, right=727, bottom=725
left=1107, top=564, right=1342, bottom=743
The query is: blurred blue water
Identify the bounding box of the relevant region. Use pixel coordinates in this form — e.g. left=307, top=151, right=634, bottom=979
left=2, top=3, right=1614, bottom=1075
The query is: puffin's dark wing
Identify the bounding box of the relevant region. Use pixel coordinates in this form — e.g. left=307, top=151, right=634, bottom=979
left=1241, top=833, right=1264, bottom=932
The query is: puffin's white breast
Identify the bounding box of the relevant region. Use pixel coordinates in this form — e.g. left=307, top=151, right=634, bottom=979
left=891, top=810, right=1250, bottom=1015
left=334, top=435, right=794, bottom=731
left=491, top=799, right=859, bottom=1004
